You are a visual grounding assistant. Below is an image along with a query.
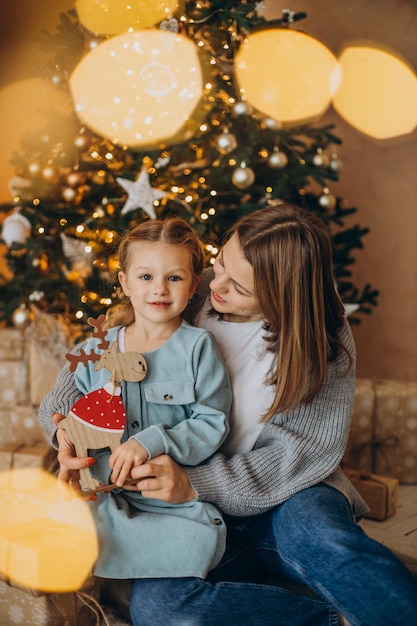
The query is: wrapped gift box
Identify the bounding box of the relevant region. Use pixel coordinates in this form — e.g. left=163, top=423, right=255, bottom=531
left=344, top=379, right=417, bottom=484
left=26, top=310, right=78, bottom=406
left=0, top=405, right=47, bottom=448
left=0, top=328, right=25, bottom=361
left=373, top=380, right=417, bottom=483
left=345, top=470, right=399, bottom=521
left=0, top=442, right=56, bottom=474
left=28, top=343, right=65, bottom=406
left=0, top=360, right=29, bottom=406
left=343, top=379, right=375, bottom=472
left=0, top=577, right=103, bottom=626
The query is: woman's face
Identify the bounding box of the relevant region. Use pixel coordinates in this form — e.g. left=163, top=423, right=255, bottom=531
left=210, top=234, right=263, bottom=322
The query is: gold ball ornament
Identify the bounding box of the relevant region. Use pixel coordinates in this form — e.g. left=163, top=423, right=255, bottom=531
left=61, top=187, right=78, bottom=202
left=42, top=165, right=59, bottom=183
left=231, top=164, right=255, bottom=189
left=74, top=133, right=91, bottom=150
left=312, top=151, right=329, bottom=167
left=66, top=171, right=85, bottom=187
left=28, top=162, right=41, bottom=177
left=12, top=305, right=34, bottom=329
left=318, top=190, right=336, bottom=210
left=268, top=149, right=288, bottom=169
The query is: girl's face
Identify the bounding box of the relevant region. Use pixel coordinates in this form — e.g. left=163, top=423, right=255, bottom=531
left=210, top=234, right=263, bottom=322
left=119, top=241, right=197, bottom=328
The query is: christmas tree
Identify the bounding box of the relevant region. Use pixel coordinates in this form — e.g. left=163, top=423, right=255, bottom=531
left=0, top=1, right=378, bottom=331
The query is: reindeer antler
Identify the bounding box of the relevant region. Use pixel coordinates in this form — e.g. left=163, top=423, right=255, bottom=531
left=65, top=314, right=111, bottom=372
left=87, top=314, right=111, bottom=350
left=66, top=349, right=102, bottom=372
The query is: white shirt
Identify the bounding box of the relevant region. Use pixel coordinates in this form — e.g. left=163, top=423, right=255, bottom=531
left=196, top=298, right=275, bottom=456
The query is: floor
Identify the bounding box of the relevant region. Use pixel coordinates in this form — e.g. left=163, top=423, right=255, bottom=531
left=360, top=485, right=417, bottom=566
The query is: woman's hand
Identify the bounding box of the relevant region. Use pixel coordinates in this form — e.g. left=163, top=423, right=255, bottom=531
left=52, top=412, right=96, bottom=494
left=126, top=454, right=197, bottom=505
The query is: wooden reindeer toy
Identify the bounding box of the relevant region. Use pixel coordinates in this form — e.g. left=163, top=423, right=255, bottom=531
left=58, top=315, right=147, bottom=490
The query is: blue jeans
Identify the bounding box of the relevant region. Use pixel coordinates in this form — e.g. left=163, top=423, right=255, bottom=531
left=130, top=484, right=417, bottom=626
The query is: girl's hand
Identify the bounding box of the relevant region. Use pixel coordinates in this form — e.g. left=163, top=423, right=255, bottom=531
left=109, top=439, right=148, bottom=487
left=127, top=454, right=197, bottom=504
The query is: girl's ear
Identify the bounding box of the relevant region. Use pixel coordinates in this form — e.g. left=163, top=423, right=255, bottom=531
left=189, top=277, right=200, bottom=299
left=118, top=271, right=130, bottom=297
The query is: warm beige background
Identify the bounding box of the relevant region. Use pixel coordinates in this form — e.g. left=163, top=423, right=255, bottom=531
left=0, top=0, right=416, bottom=381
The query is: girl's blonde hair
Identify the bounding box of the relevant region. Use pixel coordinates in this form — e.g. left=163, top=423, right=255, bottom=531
left=105, top=218, right=204, bottom=328
left=230, top=202, right=349, bottom=419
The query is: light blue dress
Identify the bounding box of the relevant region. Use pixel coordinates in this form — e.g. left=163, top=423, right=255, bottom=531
left=71, top=321, right=232, bottom=579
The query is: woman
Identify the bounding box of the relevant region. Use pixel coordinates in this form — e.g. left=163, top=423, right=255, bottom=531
left=39, top=203, right=417, bottom=626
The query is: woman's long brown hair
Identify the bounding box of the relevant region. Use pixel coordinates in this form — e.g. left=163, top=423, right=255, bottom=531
left=230, top=203, right=349, bottom=420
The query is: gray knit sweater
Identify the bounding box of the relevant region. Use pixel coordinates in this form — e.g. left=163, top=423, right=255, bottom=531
left=38, top=269, right=368, bottom=520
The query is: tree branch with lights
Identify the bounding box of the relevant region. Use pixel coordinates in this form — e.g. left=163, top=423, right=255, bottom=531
left=0, top=2, right=378, bottom=330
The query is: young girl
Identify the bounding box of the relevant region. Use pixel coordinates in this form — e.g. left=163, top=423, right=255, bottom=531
left=42, top=217, right=232, bottom=581
left=40, top=204, right=417, bottom=625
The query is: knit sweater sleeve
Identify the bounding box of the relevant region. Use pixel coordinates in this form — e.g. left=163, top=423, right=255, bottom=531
left=38, top=340, right=88, bottom=447
left=186, top=321, right=356, bottom=517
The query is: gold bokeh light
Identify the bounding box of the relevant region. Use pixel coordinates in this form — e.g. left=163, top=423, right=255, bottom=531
left=0, top=468, right=98, bottom=592
left=333, top=44, right=417, bottom=139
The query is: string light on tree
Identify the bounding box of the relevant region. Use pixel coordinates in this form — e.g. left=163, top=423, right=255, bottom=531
left=0, top=7, right=379, bottom=326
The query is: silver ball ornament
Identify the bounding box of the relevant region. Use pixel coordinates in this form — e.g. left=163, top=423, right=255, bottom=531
left=232, top=101, right=253, bottom=116
left=216, top=132, right=237, bottom=155
left=263, top=117, right=281, bottom=130
left=329, top=156, right=343, bottom=172
left=231, top=165, right=255, bottom=189
left=1, top=213, right=31, bottom=246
